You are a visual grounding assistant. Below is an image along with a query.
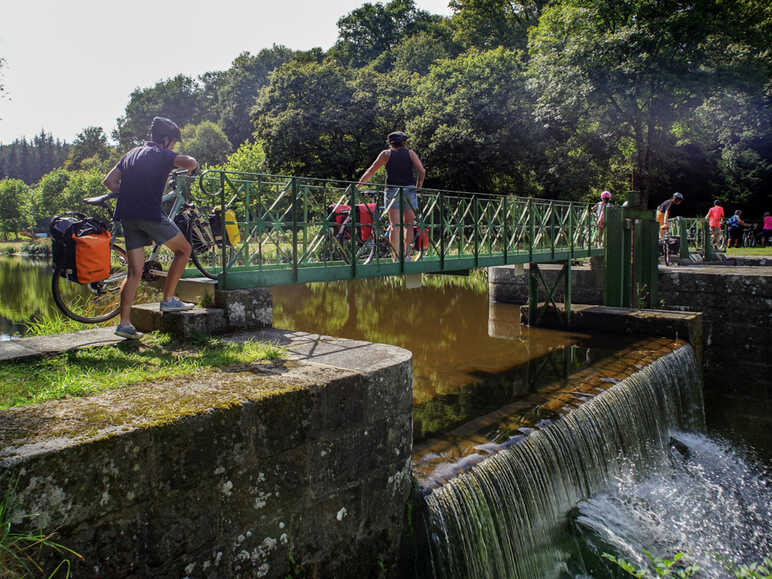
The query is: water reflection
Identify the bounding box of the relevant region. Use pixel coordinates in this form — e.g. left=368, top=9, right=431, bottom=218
left=0, top=257, right=57, bottom=340
left=272, top=278, right=589, bottom=406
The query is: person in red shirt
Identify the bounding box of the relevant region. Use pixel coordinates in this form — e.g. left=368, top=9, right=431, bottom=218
left=705, top=200, right=725, bottom=248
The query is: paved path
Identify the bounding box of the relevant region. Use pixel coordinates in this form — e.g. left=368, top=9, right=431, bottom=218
left=0, top=327, right=121, bottom=362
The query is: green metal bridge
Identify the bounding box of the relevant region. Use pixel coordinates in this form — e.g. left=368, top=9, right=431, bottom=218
left=182, top=170, right=606, bottom=290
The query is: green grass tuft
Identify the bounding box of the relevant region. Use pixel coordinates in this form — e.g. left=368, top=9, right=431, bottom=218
left=0, top=336, right=284, bottom=409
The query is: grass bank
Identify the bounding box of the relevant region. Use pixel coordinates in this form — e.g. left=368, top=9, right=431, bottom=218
left=0, top=333, right=283, bottom=409
left=725, top=246, right=772, bottom=256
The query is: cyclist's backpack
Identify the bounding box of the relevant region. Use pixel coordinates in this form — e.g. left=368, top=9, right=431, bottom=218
left=50, top=215, right=112, bottom=284
left=727, top=215, right=739, bottom=228
left=209, top=207, right=241, bottom=246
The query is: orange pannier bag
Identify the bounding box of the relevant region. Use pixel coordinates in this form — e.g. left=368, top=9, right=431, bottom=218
left=73, top=228, right=112, bottom=284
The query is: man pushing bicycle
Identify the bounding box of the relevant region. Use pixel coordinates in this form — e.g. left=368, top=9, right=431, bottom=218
left=103, top=116, right=199, bottom=339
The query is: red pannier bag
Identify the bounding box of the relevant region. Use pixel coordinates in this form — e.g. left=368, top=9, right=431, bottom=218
left=329, top=204, right=352, bottom=239
left=73, top=227, right=112, bottom=284
left=414, top=226, right=429, bottom=251
left=357, top=203, right=377, bottom=242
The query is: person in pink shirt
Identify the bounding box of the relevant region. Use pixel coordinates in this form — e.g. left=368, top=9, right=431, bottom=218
left=705, top=200, right=725, bottom=248
left=761, top=211, right=772, bottom=248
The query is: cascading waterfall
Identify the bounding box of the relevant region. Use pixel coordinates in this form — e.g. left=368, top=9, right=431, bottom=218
left=420, top=345, right=705, bottom=579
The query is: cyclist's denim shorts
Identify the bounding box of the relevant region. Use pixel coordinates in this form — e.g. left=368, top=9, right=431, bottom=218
left=384, top=185, right=418, bottom=212
left=121, top=214, right=180, bottom=251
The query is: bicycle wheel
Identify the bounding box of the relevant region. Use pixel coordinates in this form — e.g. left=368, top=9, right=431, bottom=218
left=342, top=239, right=376, bottom=265
left=191, top=243, right=236, bottom=280
left=52, top=244, right=127, bottom=323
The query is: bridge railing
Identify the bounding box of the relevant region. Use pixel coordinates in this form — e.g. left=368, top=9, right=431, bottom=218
left=668, top=217, right=714, bottom=260
left=186, top=170, right=602, bottom=287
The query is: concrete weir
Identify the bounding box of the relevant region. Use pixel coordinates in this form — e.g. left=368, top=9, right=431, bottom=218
left=0, top=330, right=413, bottom=578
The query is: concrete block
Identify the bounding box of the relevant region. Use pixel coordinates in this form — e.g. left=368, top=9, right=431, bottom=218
left=131, top=303, right=227, bottom=338
left=215, top=287, right=272, bottom=329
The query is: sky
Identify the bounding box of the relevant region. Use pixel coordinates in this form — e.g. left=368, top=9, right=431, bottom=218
left=0, top=0, right=453, bottom=145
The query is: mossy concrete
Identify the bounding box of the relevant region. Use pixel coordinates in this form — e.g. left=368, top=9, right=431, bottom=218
left=0, top=330, right=413, bottom=578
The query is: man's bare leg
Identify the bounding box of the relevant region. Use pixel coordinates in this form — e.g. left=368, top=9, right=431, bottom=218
left=161, top=232, right=192, bottom=301
left=119, top=248, right=146, bottom=326
left=404, top=209, right=415, bottom=254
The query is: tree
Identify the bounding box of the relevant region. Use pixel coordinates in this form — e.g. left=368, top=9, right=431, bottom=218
left=252, top=61, right=380, bottom=180
left=179, top=121, right=233, bottom=166
left=113, top=75, right=207, bottom=149
left=330, top=0, right=439, bottom=68
left=528, top=0, right=768, bottom=207
left=65, top=126, right=111, bottom=170
left=0, top=179, right=33, bottom=238
left=217, top=47, right=295, bottom=147
left=34, top=169, right=71, bottom=218
left=406, top=47, right=542, bottom=193
left=217, top=140, right=266, bottom=174
left=448, top=0, right=548, bottom=51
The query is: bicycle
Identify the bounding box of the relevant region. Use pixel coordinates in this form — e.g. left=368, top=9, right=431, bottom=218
left=317, top=191, right=426, bottom=264
left=51, top=170, right=232, bottom=323
left=742, top=224, right=757, bottom=248
left=658, top=224, right=680, bottom=266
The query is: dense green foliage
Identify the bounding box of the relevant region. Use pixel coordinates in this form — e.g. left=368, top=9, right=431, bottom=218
left=0, top=0, right=769, bottom=237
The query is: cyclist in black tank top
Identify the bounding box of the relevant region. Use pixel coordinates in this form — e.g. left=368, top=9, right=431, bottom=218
left=358, top=131, right=426, bottom=260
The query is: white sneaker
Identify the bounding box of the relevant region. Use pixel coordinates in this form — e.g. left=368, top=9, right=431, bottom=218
left=160, top=297, right=195, bottom=312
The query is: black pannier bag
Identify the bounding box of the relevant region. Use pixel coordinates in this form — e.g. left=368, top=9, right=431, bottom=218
left=174, top=209, right=213, bottom=253
left=50, top=214, right=111, bottom=283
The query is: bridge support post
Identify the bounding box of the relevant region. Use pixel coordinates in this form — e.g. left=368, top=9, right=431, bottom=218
left=525, top=260, right=572, bottom=328
left=604, top=197, right=658, bottom=308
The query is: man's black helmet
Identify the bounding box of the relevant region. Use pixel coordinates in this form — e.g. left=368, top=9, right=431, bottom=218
left=151, top=116, right=181, bottom=144
left=387, top=131, right=408, bottom=146
left=673, top=192, right=683, bottom=200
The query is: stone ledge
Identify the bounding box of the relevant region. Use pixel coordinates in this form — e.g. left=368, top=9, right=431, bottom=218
left=519, top=303, right=703, bottom=365
left=0, top=332, right=413, bottom=579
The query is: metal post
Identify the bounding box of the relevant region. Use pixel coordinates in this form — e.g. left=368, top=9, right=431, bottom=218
left=439, top=191, right=445, bottom=271
left=679, top=218, right=689, bottom=260
left=291, top=177, right=298, bottom=283
left=622, top=219, right=632, bottom=307
left=473, top=196, right=479, bottom=267
left=528, top=198, right=534, bottom=263
left=528, top=263, right=538, bottom=326
left=503, top=197, right=509, bottom=263
left=350, top=184, right=357, bottom=278
left=703, top=220, right=712, bottom=261
left=564, top=260, right=572, bottom=327
left=604, top=206, right=624, bottom=306
left=219, top=171, right=227, bottom=288
left=399, top=187, right=405, bottom=271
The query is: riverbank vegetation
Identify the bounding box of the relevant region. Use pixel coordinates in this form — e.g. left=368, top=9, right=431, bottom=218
left=0, top=334, right=283, bottom=409
left=1, top=0, right=769, bottom=237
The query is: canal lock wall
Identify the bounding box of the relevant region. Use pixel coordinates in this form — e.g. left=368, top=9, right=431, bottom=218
left=489, top=260, right=772, bottom=446
left=0, top=331, right=413, bottom=578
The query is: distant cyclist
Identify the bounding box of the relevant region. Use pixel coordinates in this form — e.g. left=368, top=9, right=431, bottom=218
left=726, top=209, right=749, bottom=248
left=705, top=200, right=725, bottom=247
left=357, top=131, right=426, bottom=261
left=656, top=192, right=684, bottom=238
left=594, top=191, right=612, bottom=245
left=103, top=116, right=199, bottom=339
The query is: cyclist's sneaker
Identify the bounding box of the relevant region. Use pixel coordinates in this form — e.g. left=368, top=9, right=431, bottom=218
left=115, top=324, right=142, bottom=340
left=160, top=297, right=195, bottom=312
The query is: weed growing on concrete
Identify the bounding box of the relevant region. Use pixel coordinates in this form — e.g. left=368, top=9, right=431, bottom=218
left=24, top=310, right=89, bottom=337
left=0, top=335, right=284, bottom=409
left=0, top=483, right=82, bottom=578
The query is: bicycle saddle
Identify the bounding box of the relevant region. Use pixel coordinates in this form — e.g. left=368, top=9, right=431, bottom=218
left=83, top=192, right=117, bottom=206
